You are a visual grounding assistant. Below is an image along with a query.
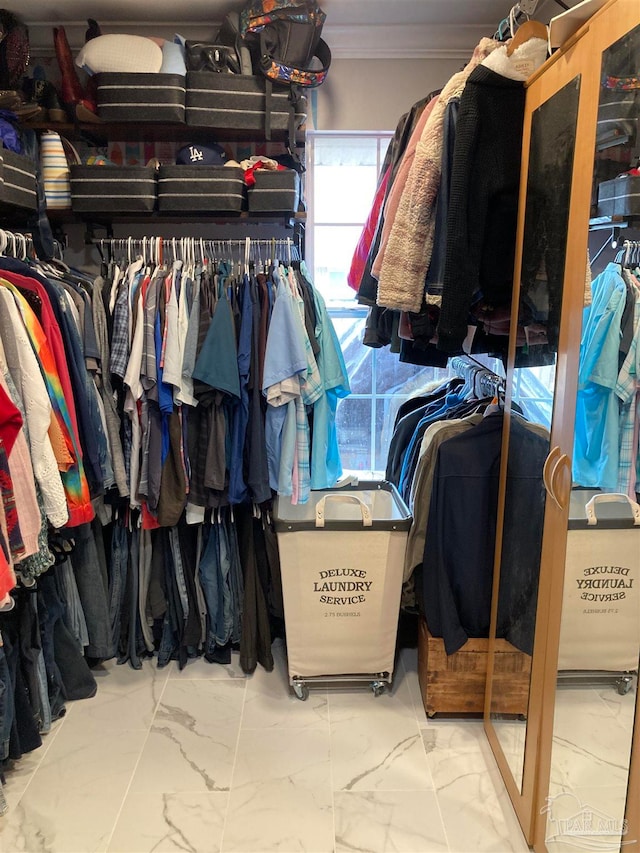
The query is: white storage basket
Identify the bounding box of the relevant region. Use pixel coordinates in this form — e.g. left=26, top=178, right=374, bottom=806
left=274, top=482, right=411, bottom=695
left=558, top=491, right=640, bottom=673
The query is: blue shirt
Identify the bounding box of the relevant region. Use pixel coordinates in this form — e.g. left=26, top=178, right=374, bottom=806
left=310, top=284, right=350, bottom=489
left=263, top=278, right=307, bottom=491
left=573, top=263, right=626, bottom=489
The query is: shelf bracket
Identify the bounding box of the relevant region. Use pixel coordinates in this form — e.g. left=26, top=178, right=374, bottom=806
left=84, top=220, right=114, bottom=245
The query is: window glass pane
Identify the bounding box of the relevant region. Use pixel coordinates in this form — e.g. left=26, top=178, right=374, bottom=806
left=511, top=364, right=555, bottom=429
left=314, top=165, right=378, bottom=223
left=313, top=225, right=362, bottom=304
left=375, top=350, right=455, bottom=396
left=336, top=397, right=372, bottom=472
left=375, top=397, right=401, bottom=473
left=332, top=316, right=372, bottom=394
left=314, top=136, right=379, bottom=167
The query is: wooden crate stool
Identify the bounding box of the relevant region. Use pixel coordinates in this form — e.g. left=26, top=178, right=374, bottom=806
left=417, top=619, right=532, bottom=717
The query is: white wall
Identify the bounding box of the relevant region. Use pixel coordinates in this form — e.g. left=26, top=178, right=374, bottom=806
left=313, top=58, right=465, bottom=131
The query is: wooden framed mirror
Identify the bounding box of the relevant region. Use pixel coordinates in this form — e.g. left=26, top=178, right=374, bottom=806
left=484, top=3, right=640, bottom=850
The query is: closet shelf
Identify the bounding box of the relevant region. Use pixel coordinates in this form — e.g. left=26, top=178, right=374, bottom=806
left=43, top=210, right=306, bottom=231
left=589, top=216, right=632, bottom=230
left=21, top=120, right=304, bottom=146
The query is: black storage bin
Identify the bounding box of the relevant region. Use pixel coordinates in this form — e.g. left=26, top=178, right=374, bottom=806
left=0, top=150, right=37, bottom=211
left=596, top=88, right=638, bottom=149
left=597, top=174, right=640, bottom=219
left=70, top=165, right=157, bottom=214
left=186, top=73, right=306, bottom=132
left=96, top=73, right=186, bottom=123
left=157, top=165, right=245, bottom=213
left=248, top=169, right=300, bottom=213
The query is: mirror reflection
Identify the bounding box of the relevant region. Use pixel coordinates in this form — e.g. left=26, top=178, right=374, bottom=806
left=490, top=75, right=582, bottom=792
left=545, top=23, right=640, bottom=853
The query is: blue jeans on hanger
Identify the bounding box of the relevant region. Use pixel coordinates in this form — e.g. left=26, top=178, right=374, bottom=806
left=108, top=519, right=128, bottom=657
left=198, top=523, right=222, bottom=657
left=69, top=523, right=113, bottom=660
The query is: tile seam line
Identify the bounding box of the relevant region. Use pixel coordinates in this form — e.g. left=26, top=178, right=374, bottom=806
left=102, top=667, right=171, bottom=852
left=219, top=665, right=250, bottom=853
left=404, top=650, right=453, bottom=852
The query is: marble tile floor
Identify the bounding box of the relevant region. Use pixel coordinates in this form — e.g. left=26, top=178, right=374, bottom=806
left=0, top=643, right=532, bottom=853
left=488, top=681, right=637, bottom=853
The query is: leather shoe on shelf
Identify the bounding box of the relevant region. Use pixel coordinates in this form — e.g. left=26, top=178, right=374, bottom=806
left=53, top=25, right=100, bottom=123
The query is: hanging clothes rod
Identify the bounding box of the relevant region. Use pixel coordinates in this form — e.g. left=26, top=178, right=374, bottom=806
left=494, top=0, right=568, bottom=42
left=450, top=355, right=506, bottom=398
left=90, top=235, right=300, bottom=266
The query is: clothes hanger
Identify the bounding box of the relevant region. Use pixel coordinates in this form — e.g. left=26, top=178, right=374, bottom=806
left=506, top=19, right=548, bottom=56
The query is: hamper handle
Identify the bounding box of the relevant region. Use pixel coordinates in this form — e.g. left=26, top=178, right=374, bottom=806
left=585, top=493, right=640, bottom=526
left=315, top=494, right=373, bottom=528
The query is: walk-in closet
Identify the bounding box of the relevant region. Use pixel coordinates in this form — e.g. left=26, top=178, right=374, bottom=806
left=0, top=1, right=637, bottom=852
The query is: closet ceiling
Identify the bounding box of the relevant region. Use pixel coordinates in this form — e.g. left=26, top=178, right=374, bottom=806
left=19, top=0, right=582, bottom=58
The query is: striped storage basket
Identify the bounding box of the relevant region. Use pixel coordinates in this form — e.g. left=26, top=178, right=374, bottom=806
left=70, top=165, right=157, bottom=213
left=185, top=73, right=306, bottom=131
left=248, top=169, right=300, bottom=213
left=157, top=165, right=245, bottom=213
left=96, top=73, right=186, bottom=123
left=0, top=149, right=37, bottom=211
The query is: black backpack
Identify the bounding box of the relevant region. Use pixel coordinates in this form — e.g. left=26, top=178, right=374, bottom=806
left=240, top=1, right=331, bottom=140
left=240, top=0, right=331, bottom=89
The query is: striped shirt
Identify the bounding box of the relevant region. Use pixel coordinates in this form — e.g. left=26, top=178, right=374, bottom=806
left=615, top=290, right=640, bottom=498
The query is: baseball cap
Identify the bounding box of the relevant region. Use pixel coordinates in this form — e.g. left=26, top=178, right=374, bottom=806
left=176, top=143, right=227, bottom=165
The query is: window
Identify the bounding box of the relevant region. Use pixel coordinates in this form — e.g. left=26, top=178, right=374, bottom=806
left=306, top=132, right=457, bottom=473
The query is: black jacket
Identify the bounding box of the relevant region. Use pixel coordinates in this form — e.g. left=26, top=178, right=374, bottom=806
left=437, top=66, right=526, bottom=353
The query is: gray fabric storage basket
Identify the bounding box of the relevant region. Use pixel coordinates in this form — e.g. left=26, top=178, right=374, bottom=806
left=158, top=165, right=245, bottom=213
left=248, top=169, right=300, bottom=213
left=186, top=73, right=306, bottom=131
left=96, top=73, right=186, bottom=123
left=70, top=165, right=157, bottom=213
left=0, top=149, right=37, bottom=211
left=597, top=174, right=640, bottom=219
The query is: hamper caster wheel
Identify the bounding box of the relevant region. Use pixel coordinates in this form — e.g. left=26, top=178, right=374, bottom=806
left=371, top=681, right=386, bottom=697
left=292, top=681, right=309, bottom=701
left=616, top=676, right=633, bottom=696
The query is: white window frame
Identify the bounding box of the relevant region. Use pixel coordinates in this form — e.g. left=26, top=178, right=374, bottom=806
left=305, top=130, right=419, bottom=473
left=305, top=130, right=393, bottom=297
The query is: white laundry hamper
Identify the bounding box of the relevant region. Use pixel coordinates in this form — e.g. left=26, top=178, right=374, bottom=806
left=557, top=491, right=640, bottom=693
left=274, top=481, right=411, bottom=699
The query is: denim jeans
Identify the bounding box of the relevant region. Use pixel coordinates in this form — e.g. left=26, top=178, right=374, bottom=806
left=215, top=521, right=233, bottom=647
left=108, top=520, right=128, bottom=657
left=227, top=517, right=244, bottom=646
left=125, top=528, right=142, bottom=670
left=38, top=573, right=96, bottom=707
left=69, top=523, right=113, bottom=660
left=157, top=530, right=182, bottom=668
left=169, top=527, right=189, bottom=629
left=37, top=576, right=66, bottom=720
left=175, top=520, right=206, bottom=657
left=193, top=525, right=207, bottom=648
left=138, top=529, right=155, bottom=653
left=198, top=524, right=221, bottom=656
left=2, top=612, right=42, bottom=760
left=35, top=647, right=51, bottom=734
left=57, top=559, right=89, bottom=651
